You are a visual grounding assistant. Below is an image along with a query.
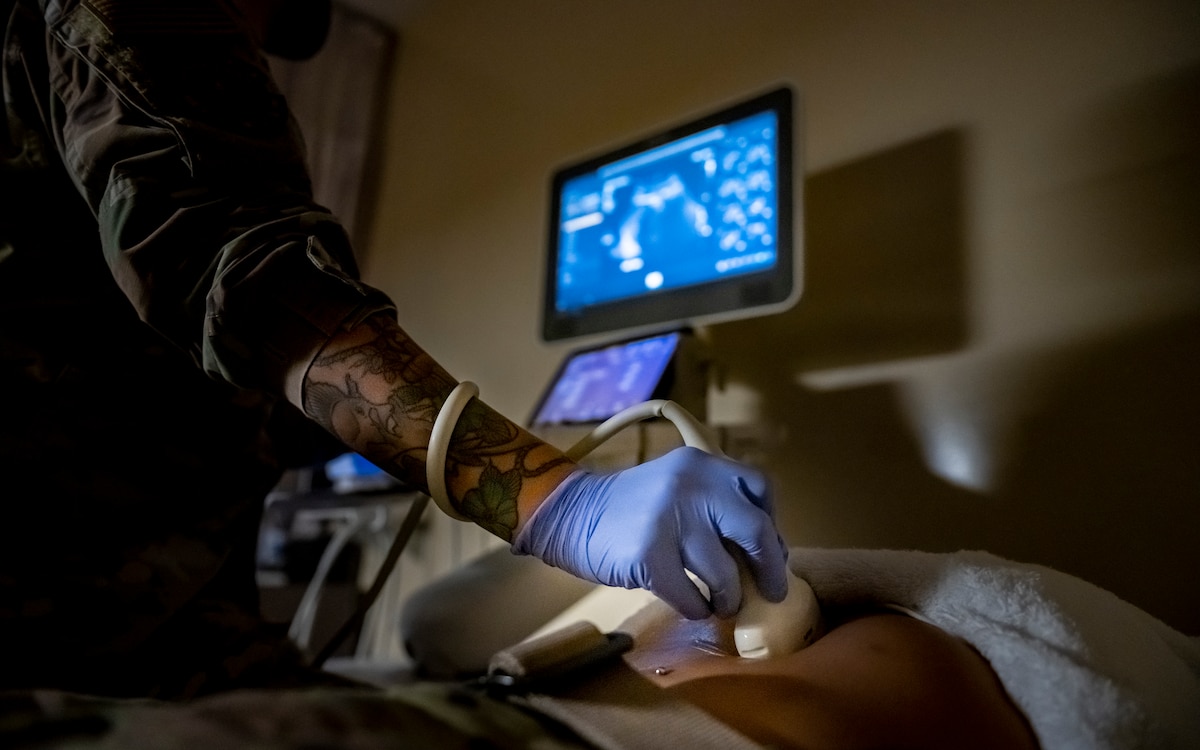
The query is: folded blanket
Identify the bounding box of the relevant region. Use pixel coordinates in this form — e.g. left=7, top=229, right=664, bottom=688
left=788, top=548, right=1200, bottom=750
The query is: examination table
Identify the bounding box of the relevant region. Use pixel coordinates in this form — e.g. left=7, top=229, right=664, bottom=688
left=3, top=548, right=1198, bottom=749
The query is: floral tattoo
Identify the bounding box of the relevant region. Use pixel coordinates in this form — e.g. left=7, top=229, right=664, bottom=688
left=304, top=317, right=569, bottom=539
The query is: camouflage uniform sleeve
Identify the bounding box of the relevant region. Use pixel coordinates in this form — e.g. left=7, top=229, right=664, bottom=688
left=38, top=0, right=395, bottom=405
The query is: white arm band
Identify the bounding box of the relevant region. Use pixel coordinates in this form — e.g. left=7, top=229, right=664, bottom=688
left=426, top=380, right=479, bottom=521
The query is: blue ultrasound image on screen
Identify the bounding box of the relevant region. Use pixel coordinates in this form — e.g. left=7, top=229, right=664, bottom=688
left=556, top=110, right=779, bottom=313
left=532, top=332, right=679, bottom=425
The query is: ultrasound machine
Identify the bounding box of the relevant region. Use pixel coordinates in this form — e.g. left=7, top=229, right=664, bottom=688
left=531, top=84, right=800, bottom=440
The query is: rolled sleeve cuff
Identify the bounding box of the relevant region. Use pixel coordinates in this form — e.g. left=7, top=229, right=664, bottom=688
left=204, top=232, right=396, bottom=406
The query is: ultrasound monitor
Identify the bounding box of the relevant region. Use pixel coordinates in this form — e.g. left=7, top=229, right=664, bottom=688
left=542, top=86, right=800, bottom=342
left=529, top=331, right=682, bottom=427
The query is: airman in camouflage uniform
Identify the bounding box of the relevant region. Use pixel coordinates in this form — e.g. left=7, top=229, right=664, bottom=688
left=0, top=0, right=393, bottom=698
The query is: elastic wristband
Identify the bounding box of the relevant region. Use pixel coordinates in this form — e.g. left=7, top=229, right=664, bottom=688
left=426, top=380, right=479, bottom=520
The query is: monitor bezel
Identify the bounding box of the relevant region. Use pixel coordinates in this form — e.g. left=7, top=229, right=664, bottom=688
left=541, top=85, right=801, bottom=343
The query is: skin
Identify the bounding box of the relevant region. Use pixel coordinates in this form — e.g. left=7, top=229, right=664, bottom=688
left=302, top=313, right=578, bottom=540
left=620, top=600, right=1042, bottom=750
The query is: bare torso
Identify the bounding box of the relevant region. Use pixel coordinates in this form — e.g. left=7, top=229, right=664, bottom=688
left=618, top=600, right=1040, bottom=750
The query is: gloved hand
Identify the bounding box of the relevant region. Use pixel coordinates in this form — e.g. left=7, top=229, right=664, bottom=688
left=512, top=446, right=789, bottom=620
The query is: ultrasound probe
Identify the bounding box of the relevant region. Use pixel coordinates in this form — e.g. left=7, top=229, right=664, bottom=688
left=565, top=399, right=822, bottom=659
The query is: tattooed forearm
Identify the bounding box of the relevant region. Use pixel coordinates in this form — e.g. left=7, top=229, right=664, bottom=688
left=304, top=316, right=452, bottom=480
left=313, top=315, right=448, bottom=391
left=446, top=407, right=574, bottom=538
left=302, top=314, right=577, bottom=540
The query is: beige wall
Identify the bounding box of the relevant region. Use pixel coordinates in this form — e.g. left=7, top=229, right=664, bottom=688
left=361, top=1, right=1200, bottom=632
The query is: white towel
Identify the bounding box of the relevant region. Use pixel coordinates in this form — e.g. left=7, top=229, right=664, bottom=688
left=788, top=548, right=1200, bottom=750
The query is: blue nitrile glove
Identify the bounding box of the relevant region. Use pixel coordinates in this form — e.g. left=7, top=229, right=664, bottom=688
left=512, top=446, right=789, bottom=620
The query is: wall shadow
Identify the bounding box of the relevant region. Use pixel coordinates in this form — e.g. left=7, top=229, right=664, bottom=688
left=990, top=64, right=1200, bottom=630
left=995, top=310, right=1200, bottom=632
left=708, top=65, right=1200, bottom=634
left=708, top=127, right=975, bottom=555
left=712, top=127, right=971, bottom=374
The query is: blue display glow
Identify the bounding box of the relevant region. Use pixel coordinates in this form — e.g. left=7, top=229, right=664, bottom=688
left=531, top=332, right=680, bottom=425
left=555, top=110, right=780, bottom=313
